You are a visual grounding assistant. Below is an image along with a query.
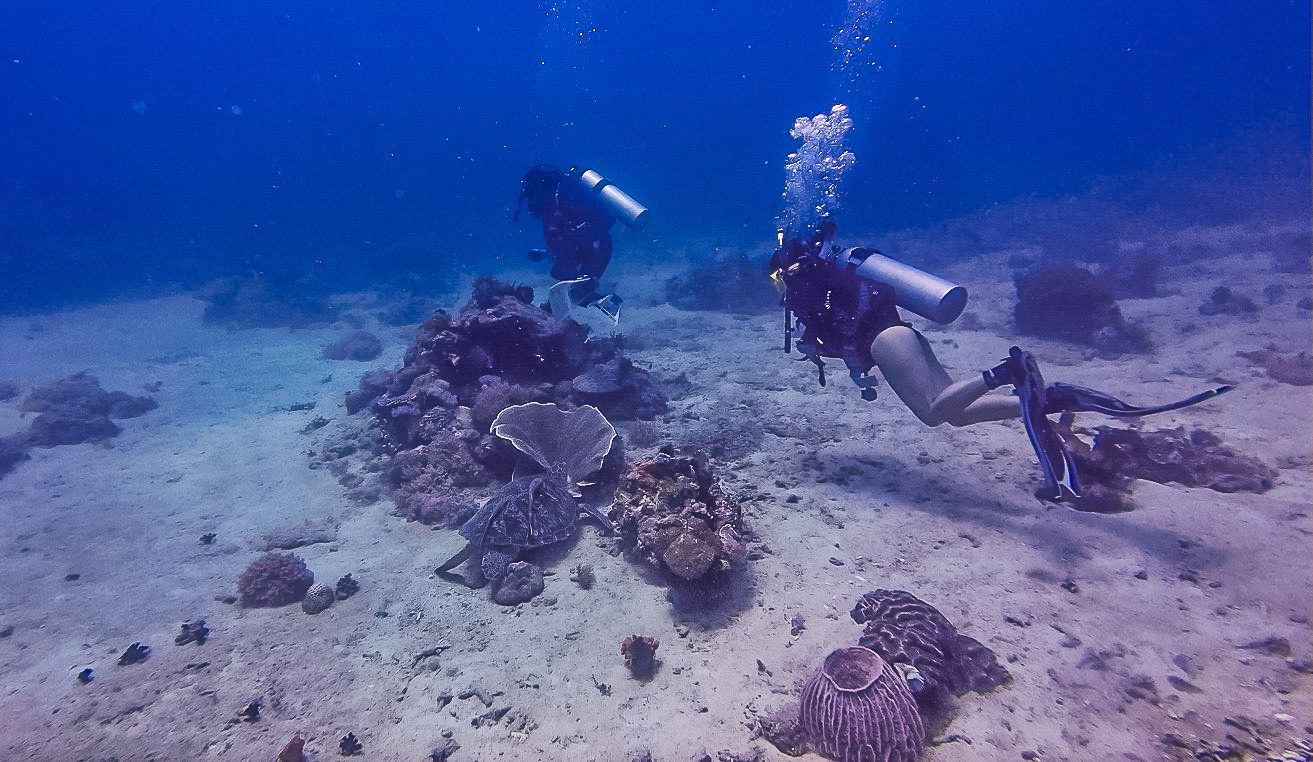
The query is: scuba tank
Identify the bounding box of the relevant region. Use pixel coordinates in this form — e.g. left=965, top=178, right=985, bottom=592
left=569, top=168, right=649, bottom=231
left=830, top=246, right=967, bottom=325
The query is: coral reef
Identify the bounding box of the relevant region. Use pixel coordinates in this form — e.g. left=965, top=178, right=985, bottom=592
left=322, top=330, right=383, bottom=361
left=174, top=620, right=209, bottom=646
left=197, top=274, right=338, bottom=329
left=1237, top=346, right=1312, bottom=386
left=664, top=254, right=779, bottom=314
left=18, top=372, right=157, bottom=448
left=798, top=646, right=925, bottom=762
left=1013, top=265, right=1150, bottom=356
left=335, top=573, right=360, bottom=599
left=608, top=454, right=747, bottom=584
left=1199, top=285, right=1259, bottom=316
left=237, top=552, right=315, bottom=608
left=344, top=369, right=393, bottom=415
left=301, top=583, right=336, bottom=614
left=569, top=351, right=667, bottom=421
left=621, top=635, right=660, bottom=679
left=348, top=277, right=663, bottom=526
left=850, top=589, right=1011, bottom=718
left=491, top=561, right=545, bottom=606
left=1059, top=421, right=1276, bottom=512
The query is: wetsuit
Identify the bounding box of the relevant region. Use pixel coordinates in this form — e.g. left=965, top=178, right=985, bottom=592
left=772, top=231, right=909, bottom=379
left=540, top=190, right=614, bottom=305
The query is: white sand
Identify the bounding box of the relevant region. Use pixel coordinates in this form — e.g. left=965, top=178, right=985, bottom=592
left=0, top=234, right=1309, bottom=761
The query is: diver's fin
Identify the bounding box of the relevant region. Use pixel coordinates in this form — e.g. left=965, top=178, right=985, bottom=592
left=1043, top=382, right=1233, bottom=418
left=548, top=277, right=592, bottom=318
left=1013, top=348, right=1081, bottom=501
left=590, top=293, right=623, bottom=324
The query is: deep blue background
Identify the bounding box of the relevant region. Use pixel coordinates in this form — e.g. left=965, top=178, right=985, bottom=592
left=1, top=0, right=1308, bottom=311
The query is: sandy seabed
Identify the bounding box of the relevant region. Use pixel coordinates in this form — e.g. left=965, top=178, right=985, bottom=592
left=0, top=232, right=1309, bottom=762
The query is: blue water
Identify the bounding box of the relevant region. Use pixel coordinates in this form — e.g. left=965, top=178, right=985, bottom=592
left=1, top=0, right=1308, bottom=312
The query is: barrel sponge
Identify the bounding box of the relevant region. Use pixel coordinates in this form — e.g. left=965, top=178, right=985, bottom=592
left=238, top=552, right=315, bottom=608
left=799, top=647, right=925, bottom=762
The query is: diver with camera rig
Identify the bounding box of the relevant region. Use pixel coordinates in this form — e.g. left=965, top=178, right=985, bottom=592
left=769, top=218, right=1233, bottom=502
left=514, top=164, right=649, bottom=323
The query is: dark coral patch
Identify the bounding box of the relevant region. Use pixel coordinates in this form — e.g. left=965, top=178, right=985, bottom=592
left=237, top=552, right=315, bottom=608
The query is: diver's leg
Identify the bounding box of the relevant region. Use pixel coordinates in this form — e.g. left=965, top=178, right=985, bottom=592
left=929, top=376, right=1021, bottom=426
left=872, top=326, right=1018, bottom=426
left=871, top=326, right=952, bottom=425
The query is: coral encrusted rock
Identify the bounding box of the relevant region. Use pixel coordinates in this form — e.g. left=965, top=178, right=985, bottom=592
left=344, top=276, right=664, bottom=527
left=799, top=646, right=925, bottom=762
left=607, top=454, right=746, bottom=584
left=237, top=552, right=315, bottom=608
left=491, top=561, right=545, bottom=606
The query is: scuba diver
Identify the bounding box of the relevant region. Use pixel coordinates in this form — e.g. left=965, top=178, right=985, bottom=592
left=769, top=218, right=1232, bottom=502
left=514, top=164, right=649, bottom=322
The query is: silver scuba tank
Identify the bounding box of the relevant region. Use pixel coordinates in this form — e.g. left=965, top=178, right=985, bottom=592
left=833, top=246, right=968, bottom=325
left=570, top=168, right=650, bottom=231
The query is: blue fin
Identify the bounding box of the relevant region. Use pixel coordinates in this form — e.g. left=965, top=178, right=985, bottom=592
left=1012, top=348, right=1081, bottom=501
left=1044, top=382, right=1233, bottom=417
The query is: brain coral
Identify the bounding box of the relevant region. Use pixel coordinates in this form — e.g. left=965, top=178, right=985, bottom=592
left=851, top=589, right=1011, bottom=716
left=799, top=646, right=925, bottom=762
left=301, top=583, right=336, bottom=614
left=238, top=552, right=315, bottom=608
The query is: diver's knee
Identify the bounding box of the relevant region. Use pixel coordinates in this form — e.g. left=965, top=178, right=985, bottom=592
left=910, top=408, right=947, bottom=427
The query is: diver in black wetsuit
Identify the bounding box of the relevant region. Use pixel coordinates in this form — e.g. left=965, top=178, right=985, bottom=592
left=515, top=165, right=648, bottom=321
left=769, top=219, right=1232, bottom=502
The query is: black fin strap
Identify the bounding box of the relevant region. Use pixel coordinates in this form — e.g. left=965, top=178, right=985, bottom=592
left=809, top=355, right=827, bottom=387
